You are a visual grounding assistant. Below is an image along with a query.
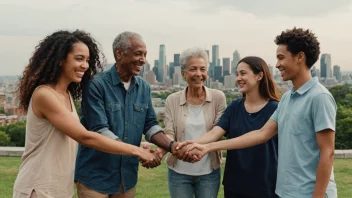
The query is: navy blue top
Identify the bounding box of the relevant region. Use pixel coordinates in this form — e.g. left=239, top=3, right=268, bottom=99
left=217, top=98, right=278, bottom=197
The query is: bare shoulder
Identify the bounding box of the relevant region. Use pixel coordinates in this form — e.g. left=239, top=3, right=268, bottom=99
left=32, top=86, right=62, bottom=117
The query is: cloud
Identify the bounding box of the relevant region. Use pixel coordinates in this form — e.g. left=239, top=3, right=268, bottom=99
left=190, top=0, right=352, bottom=17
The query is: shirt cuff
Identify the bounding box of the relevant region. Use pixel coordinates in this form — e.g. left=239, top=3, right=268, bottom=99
left=97, top=128, right=119, bottom=140
left=145, top=125, right=163, bottom=142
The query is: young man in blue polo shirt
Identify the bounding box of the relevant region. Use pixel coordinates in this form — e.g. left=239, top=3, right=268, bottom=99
left=179, top=27, right=337, bottom=198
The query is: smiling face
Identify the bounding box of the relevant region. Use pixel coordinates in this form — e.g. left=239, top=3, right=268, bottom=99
left=115, top=36, right=147, bottom=76
left=61, top=42, right=90, bottom=83
left=276, top=44, right=302, bottom=82
left=181, top=56, right=208, bottom=89
left=236, top=62, right=262, bottom=94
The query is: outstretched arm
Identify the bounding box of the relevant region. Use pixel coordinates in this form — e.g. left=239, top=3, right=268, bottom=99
left=33, top=87, right=157, bottom=163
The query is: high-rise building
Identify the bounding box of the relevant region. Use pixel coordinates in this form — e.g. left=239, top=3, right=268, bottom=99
left=146, top=71, right=156, bottom=85
left=214, top=66, right=223, bottom=82
left=224, top=75, right=236, bottom=89
left=152, top=60, right=158, bottom=82
left=173, top=66, right=183, bottom=85
left=169, top=62, right=174, bottom=79
left=223, top=58, right=231, bottom=76
left=212, top=45, right=219, bottom=66
left=174, top=54, right=180, bottom=66
left=158, top=44, right=166, bottom=82
left=320, top=54, right=331, bottom=78
left=231, top=50, right=241, bottom=76
left=333, top=65, right=342, bottom=82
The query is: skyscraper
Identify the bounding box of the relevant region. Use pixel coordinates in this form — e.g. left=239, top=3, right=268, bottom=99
left=214, top=66, right=223, bottom=82
left=223, top=58, right=231, bottom=76
left=212, top=45, right=219, bottom=66
left=231, top=50, right=241, bottom=75
left=320, top=53, right=331, bottom=78
left=333, top=65, right=342, bottom=82
left=169, top=62, right=174, bottom=78
left=158, top=44, right=166, bottom=82
left=174, top=54, right=180, bottom=66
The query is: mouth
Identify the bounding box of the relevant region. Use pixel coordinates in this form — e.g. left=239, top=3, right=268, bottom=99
left=279, top=69, right=285, bottom=76
left=74, top=70, right=85, bottom=77
left=192, top=78, right=204, bottom=83
left=237, top=82, right=246, bottom=87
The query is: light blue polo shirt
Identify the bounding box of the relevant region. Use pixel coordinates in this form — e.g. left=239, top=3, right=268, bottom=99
left=270, top=77, right=337, bottom=198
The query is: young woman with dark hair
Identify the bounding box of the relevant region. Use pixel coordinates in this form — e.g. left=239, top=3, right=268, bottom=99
left=178, top=56, right=280, bottom=198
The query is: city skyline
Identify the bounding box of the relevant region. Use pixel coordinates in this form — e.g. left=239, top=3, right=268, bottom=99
left=0, top=0, right=352, bottom=75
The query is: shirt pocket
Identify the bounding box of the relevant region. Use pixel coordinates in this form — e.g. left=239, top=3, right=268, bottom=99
left=106, top=102, right=121, bottom=112
left=105, top=102, right=122, bottom=124
left=133, top=103, right=148, bottom=127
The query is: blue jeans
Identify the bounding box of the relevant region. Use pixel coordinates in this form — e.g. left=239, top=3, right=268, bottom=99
left=168, top=168, right=220, bottom=198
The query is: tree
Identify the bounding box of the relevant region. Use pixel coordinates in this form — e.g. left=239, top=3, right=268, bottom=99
left=6, top=122, right=26, bottom=146
left=0, top=131, right=11, bottom=146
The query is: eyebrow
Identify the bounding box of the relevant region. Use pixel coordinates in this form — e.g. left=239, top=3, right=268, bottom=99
left=74, top=54, right=89, bottom=59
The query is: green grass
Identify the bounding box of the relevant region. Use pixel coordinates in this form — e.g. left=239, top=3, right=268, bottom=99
left=1, top=157, right=351, bottom=198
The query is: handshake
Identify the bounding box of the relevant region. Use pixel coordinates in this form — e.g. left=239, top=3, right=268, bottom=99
left=138, top=141, right=210, bottom=169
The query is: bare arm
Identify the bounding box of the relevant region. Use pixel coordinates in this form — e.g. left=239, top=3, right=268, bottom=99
left=182, top=120, right=278, bottom=158
left=313, top=129, right=335, bottom=198
left=33, top=88, right=155, bottom=161
left=206, top=120, right=278, bottom=152
left=194, top=126, right=226, bottom=144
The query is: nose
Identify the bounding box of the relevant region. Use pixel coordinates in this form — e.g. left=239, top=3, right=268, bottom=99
left=81, top=61, right=89, bottom=70
left=140, top=55, right=146, bottom=65
left=275, top=61, right=280, bottom=68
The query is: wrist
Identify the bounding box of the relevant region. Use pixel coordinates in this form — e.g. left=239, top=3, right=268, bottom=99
left=168, top=140, right=176, bottom=153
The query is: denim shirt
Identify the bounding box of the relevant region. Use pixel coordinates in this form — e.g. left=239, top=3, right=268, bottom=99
left=75, top=65, right=162, bottom=194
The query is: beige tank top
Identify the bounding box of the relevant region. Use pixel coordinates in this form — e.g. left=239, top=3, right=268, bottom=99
left=13, top=88, right=78, bottom=198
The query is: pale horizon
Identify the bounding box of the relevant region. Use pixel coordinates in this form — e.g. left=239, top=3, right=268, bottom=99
left=0, top=0, right=352, bottom=75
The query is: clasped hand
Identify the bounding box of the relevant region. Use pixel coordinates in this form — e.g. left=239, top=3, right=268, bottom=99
left=173, top=141, right=209, bottom=163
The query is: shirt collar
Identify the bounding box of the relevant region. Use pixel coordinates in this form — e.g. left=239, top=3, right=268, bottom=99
left=110, top=64, right=139, bottom=86
left=291, top=76, right=318, bottom=95
left=179, top=86, right=212, bottom=106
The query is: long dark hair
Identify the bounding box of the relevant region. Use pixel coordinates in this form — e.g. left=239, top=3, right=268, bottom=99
left=238, top=56, right=279, bottom=101
left=18, top=30, right=105, bottom=112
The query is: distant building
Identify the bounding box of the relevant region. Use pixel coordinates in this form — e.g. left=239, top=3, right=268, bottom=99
left=214, top=66, right=223, bottom=82
left=333, top=65, right=342, bottom=82
left=231, top=50, right=241, bottom=76
left=146, top=71, right=156, bottom=85
left=320, top=54, right=332, bottom=78
left=224, top=75, right=236, bottom=89
left=223, top=58, right=231, bottom=76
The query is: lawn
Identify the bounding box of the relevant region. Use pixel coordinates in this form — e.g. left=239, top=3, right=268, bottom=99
left=0, top=157, right=351, bottom=198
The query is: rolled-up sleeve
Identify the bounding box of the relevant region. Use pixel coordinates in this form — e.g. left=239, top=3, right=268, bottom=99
left=143, top=86, right=163, bottom=142
left=82, top=80, right=118, bottom=139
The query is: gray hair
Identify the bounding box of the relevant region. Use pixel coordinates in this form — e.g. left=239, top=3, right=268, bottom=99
left=112, top=31, right=143, bottom=60
left=180, top=47, right=209, bottom=71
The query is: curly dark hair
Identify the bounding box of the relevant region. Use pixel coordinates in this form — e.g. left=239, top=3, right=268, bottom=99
left=18, top=30, right=105, bottom=112
left=274, top=27, right=320, bottom=68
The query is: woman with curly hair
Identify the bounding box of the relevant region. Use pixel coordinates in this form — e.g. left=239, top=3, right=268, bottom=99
left=13, top=30, right=157, bottom=198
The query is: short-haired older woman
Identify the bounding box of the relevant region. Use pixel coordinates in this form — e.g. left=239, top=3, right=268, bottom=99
left=162, top=47, right=226, bottom=198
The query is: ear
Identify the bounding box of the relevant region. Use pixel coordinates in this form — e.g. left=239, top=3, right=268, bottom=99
left=181, top=70, right=186, bottom=79
left=257, top=71, right=264, bottom=81
left=297, top=51, right=305, bottom=63
left=115, top=48, right=123, bottom=60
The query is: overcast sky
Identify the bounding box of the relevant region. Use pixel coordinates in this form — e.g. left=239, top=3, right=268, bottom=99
left=0, top=0, right=352, bottom=75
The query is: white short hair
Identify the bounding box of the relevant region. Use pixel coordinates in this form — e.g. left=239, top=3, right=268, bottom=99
left=180, top=47, right=209, bottom=71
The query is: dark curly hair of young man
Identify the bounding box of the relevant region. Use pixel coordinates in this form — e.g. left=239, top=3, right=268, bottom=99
left=274, top=27, right=320, bottom=69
